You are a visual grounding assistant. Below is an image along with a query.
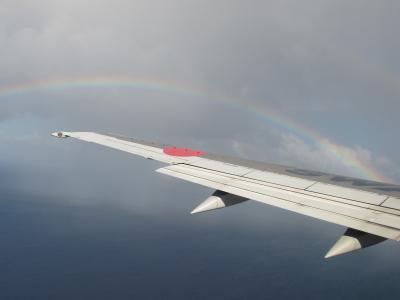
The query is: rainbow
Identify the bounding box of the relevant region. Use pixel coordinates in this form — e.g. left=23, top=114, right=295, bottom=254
left=0, top=74, right=393, bottom=183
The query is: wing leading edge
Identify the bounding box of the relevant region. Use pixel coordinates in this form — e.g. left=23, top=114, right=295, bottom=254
left=52, top=131, right=400, bottom=258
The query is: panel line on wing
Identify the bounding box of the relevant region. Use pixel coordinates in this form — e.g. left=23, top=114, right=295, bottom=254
left=159, top=164, right=400, bottom=230
left=179, top=164, right=400, bottom=217
left=157, top=165, right=400, bottom=240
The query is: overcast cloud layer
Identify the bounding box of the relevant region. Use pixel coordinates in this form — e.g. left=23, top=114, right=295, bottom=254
left=1, top=0, right=400, bottom=184
left=0, top=0, right=400, bottom=226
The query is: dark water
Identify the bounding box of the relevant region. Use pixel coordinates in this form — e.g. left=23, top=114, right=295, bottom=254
left=1, top=189, right=400, bottom=300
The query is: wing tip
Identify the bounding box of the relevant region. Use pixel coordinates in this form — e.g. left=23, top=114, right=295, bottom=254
left=51, top=131, right=70, bottom=138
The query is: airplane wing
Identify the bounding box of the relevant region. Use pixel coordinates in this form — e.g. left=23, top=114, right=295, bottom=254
left=52, top=131, right=400, bottom=258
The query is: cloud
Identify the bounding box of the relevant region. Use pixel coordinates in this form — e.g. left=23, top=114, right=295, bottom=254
left=274, top=134, right=392, bottom=178
left=230, top=132, right=400, bottom=182
left=0, top=0, right=399, bottom=189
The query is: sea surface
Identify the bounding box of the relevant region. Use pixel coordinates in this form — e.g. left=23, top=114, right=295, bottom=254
left=1, top=188, right=400, bottom=300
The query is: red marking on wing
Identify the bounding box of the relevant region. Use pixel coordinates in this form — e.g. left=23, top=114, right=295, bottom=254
left=163, top=147, right=206, bottom=157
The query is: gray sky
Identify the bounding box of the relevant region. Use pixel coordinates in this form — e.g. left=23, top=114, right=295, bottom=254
left=1, top=0, right=400, bottom=202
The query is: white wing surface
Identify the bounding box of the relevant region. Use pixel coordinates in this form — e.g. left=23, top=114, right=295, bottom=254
left=52, top=131, right=400, bottom=258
